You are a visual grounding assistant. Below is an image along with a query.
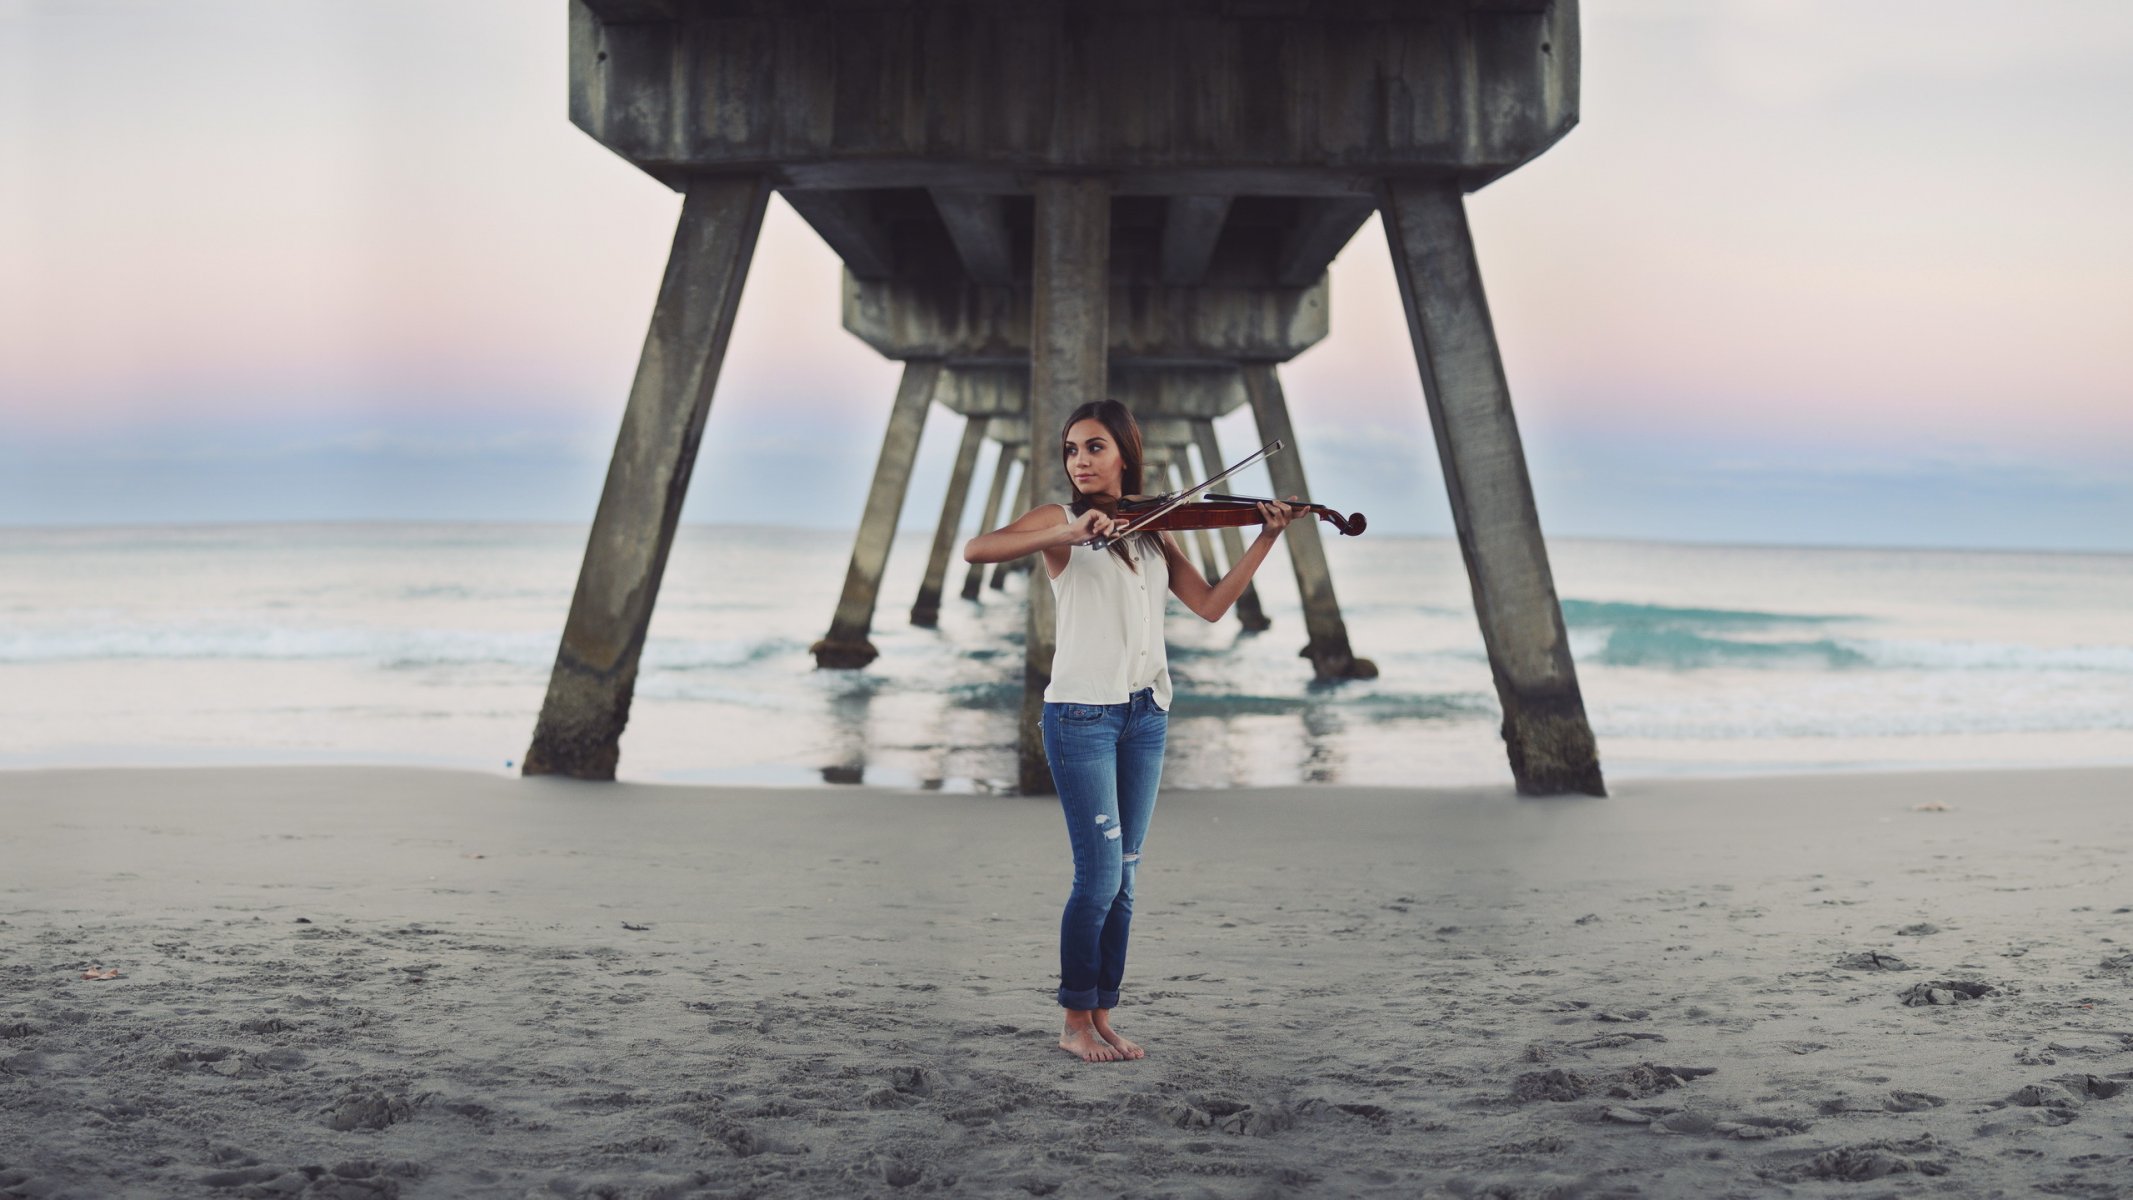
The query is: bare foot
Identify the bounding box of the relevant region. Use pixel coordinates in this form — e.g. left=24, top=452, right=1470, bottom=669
left=1092, top=1010, right=1144, bottom=1059
left=1059, top=1018, right=1123, bottom=1063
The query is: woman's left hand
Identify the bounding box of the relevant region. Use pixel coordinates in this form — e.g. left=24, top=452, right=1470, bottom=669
left=1256, top=496, right=1299, bottom=540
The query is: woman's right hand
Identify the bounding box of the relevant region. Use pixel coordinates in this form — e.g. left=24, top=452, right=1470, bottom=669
left=1059, top=507, right=1117, bottom=547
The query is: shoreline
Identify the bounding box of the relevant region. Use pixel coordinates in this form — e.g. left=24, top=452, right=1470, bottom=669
left=5, top=751, right=2131, bottom=793
left=6, top=764, right=2132, bottom=1197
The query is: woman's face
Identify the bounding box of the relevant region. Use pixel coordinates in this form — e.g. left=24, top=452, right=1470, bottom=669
left=1064, top=418, right=1125, bottom=499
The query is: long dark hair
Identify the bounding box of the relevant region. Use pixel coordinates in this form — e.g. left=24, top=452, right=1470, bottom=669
left=1062, top=398, right=1149, bottom=571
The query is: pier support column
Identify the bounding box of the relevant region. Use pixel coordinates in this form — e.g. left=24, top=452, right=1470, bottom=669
left=1021, top=176, right=1111, bottom=795
left=1380, top=179, right=1604, bottom=797
left=1188, top=420, right=1270, bottom=632
left=812, top=359, right=942, bottom=668
left=523, top=176, right=770, bottom=780
left=989, top=456, right=1031, bottom=590
left=1244, top=367, right=1378, bottom=682
left=961, top=441, right=1016, bottom=602
left=912, top=414, right=987, bottom=627
left=1164, top=458, right=1223, bottom=585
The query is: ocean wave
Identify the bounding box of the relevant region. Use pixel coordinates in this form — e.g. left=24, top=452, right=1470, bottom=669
left=1561, top=599, right=2133, bottom=674
left=1561, top=599, right=1854, bottom=630
left=1584, top=627, right=1870, bottom=670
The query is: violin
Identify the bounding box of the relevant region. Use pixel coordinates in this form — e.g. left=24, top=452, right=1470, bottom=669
left=1083, top=438, right=1365, bottom=551
left=1111, top=492, right=1366, bottom=538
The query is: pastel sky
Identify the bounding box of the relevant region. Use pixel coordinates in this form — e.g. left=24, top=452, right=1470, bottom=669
left=2, top=0, right=2129, bottom=550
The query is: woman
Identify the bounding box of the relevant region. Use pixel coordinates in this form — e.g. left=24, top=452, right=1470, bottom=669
left=963, top=399, right=1295, bottom=1063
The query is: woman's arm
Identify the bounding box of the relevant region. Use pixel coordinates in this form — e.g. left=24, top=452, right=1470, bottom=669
left=1160, top=500, right=1296, bottom=622
left=964, top=504, right=1114, bottom=578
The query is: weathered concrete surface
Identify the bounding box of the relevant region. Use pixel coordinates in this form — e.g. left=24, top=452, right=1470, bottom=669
left=844, top=274, right=1327, bottom=367
left=524, top=176, right=770, bottom=779
left=932, top=364, right=1250, bottom=422
left=962, top=442, right=1017, bottom=602
left=912, top=415, right=987, bottom=628
left=1021, top=177, right=1110, bottom=796
left=1380, top=178, right=1603, bottom=797
left=569, top=0, right=1579, bottom=194
left=811, top=360, right=941, bottom=669
left=989, top=457, right=1031, bottom=593
left=1190, top=418, right=1271, bottom=632
left=1159, top=457, right=1225, bottom=586
left=1245, top=367, right=1377, bottom=682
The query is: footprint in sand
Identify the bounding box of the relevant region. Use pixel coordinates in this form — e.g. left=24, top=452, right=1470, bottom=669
left=1895, top=979, right=1998, bottom=1007
left=1756, top=1133, right=1954, bottom=1182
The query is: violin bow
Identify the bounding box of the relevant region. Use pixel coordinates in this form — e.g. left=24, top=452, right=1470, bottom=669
left=1085, top=438, right=1285, bottom=551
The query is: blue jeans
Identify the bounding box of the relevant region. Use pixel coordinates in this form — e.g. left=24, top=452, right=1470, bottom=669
left=1040, top=687, right=1167, bottom=1010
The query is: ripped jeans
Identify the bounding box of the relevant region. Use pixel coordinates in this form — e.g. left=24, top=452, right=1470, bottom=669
left=1040, top=687, right=1167, bottom=1010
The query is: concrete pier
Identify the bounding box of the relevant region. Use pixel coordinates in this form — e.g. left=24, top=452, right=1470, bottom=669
left=911, top=414, right=987, bottom=629
left=524, top=177, right=769, bottom=779
left=811, top=360, right=939, bottom=669
left=1244, top=367, right=1378, bottom=682
left=546, top=0, right=1602, bottom=795
left=1380, top=180, right=1604, bottom=796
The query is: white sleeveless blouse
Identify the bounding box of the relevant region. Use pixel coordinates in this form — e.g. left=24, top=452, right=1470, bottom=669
left=1043, top=503, right=1173, bottom=710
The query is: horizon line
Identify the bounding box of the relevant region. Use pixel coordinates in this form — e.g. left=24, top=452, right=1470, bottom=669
left=1, top=517, right=2127, bottom=559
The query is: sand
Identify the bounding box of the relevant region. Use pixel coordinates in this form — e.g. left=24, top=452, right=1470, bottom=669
left=3, top=763, right=2131, bottom=1199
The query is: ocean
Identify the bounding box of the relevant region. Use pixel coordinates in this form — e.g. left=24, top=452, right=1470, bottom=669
left=2, top=522, right=2128, bottom=790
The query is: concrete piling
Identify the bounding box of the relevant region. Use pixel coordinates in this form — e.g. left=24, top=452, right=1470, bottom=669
left=1380, top=179, right=1605, bottom=797
left=1021, top=176, right=1112, bottom=796
left=1188, top=419, right=1271, bottom=632
left=988, top=456, right=1030, bottom=591
left=912, top=414, right=987, bottom=628
left=811, top=359, right=941, bottom=669
left=1244, top=366, right=1377, bottom=682
left=523, top=176, right=770, bottom=780
left=1163, top=458, right=1224, bottom=587
left=961, top=441, right=1016, bottom=602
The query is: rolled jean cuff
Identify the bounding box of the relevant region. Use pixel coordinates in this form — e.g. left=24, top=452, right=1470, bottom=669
left=1057, top=984, right=1117, bottom=1010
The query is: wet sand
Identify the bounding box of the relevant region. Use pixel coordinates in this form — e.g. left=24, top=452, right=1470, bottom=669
left=3, top=764, right=2131, bottom=1198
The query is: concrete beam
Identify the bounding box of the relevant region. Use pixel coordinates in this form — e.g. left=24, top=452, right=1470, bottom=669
left=844, top=274, right=1327, bottom=366
left=1021, top=176, right=1110, bottom=795
left=933, top=364, right=1246, bottom=421
left=569, top=1, right=1580, bottom=186
left=810, top=360, right=940, bottom=668
left=1159, top=195, right=1232, bottom=287
left=1274, top=198, right=1377, bottom=286
left=1380, top=177, right=1603, bottom=797
left=929, top=189, right=1016, bottom=285
left=523, top=176, right=770, bottom=780
left=782, top=189, right=897, bottom=280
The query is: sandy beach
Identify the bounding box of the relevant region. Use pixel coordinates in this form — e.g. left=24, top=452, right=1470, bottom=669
left=3, top=764, right=2131, bottom=1198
